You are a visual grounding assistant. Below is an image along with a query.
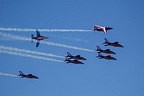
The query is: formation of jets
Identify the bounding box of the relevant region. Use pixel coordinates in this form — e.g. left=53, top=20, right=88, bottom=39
left=6, top=24, right=123, bottom=79
left=96, top=38, right=123, bottom=60
left=92, top=24, right=124, bottom=61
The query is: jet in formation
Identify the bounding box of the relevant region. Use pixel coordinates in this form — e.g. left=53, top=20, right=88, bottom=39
left=94, top=25, right=113, bottom=34
left=65, top=52, right=87, bottom=60
left=96, top=52, right=117, bottom=60
left=103, top=38, right=124, bottom=48
left=18, top=71, right=39, bottom=79
left=64, top=57, right=84, bottom=64
left=31, top=30, right=49, bottom=47
left=96, top=46, right=116, bottom=54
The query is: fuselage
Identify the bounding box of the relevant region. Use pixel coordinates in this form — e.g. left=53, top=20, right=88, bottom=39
left=25, top=75, right=38, bottom=79
left=20, top=74, right=39, bottom=79
left=97, top=55, right=116, bottom=60
left=66, top=55, right=86, bottom=60
left=94, top=25, right=105, bottom=31
left=72, top=61, right=84, bottom=64
left=34, top=36, right=48, bottom=40
left=73, top=56, right=86, bottom=60
left=96, top=49, right=116, bottom=54
left=65, top=59, right=84, bottom=64
left=94, top=25, right=113, bottom=34
left=104, top=56, right=117, bottom=60
left=110, top=43, right=123, bottom=47
left=103, top=50, right=116, bottom=54
left=104, top=43, right=124, bottom=48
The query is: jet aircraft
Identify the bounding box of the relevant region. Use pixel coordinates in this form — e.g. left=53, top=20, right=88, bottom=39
left=96, top=52, right=117, bottom=60
left=65, top=52, right=86, bottom=60
left=64, top=57, right=84, bottom=64
left=94, top=25, right=113, bottom=34
left=103, top=38, right=124, bottom=48
left=18, top=71, right=39, bottom=79
left=31, top=30, right=49, bottom=47
left=96, top=46, right=116, bottom=54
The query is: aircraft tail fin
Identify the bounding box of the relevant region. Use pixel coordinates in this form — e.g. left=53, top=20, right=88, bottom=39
left=67, top=52, right=72, bottom=57
left=104, top=38, right=109, bottom=43
left=18, top=71, right=24, bottom=76
left=94, top=25, right=97, bottom=31
left=97, top=52, right=102, bottom=57
left=64, top=56, right=69, bottom=62
left=96, top=46, right=101, bottom=50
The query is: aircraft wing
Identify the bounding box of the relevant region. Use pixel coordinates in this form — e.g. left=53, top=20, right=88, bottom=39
left=36, top=30, right=41, bottom=36
left=36, top=42, right=40, bottom=47
left=103, top=28, right=107, bottom=34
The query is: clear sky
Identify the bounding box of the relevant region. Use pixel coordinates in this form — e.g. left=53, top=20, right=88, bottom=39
left=0, top=0, right=144, bottom=96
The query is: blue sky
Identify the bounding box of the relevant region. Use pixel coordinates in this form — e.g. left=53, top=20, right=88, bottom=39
left=0, top=0, right=144, bottom=96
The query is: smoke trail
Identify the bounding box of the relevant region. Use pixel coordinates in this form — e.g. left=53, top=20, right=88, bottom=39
left=0, top=27, right=92, bottom=32
left=0, top=33, right=95, bottom=52
left=0, top=32, right=31, bottom=41
left=41, top=41, right=95, bottom=52
left=0, top=72, right=18, bottom=77
left=0, top=50, right=64, bottom=63
left=0, top=45, right=65, bottom=58
left=74, top=38, right=89, bottom=43
left=55, top=36, right=89, bottom=43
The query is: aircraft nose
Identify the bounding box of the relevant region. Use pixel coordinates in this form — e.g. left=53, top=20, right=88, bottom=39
left=36, top=77, right=39, bottom=79
left=84, top=58, right=87, bottom=60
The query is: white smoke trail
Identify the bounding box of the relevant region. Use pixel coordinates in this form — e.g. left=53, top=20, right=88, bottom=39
left=74, top=38, right=89, bottom=43
left=0, top=27, right=92, bottom=32
left=41, top=41, right=95, bottom=52
left=0, top=32, right=31, bottom=41
left=0, top=50, right=64, bottom=63
left=57, top=36, right=89, bottom=43
left=0, top=72, right=18, bottom=77
left=0, top=45, right=65, bottom=58
left=0, top=33, right=95, bottom=52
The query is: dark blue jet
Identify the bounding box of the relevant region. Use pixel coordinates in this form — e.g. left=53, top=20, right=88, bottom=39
left=31, top=30, right=49, bottom=47
left=65, top=52, right=86, bottom=60
left=18, top=71, right=39, bottom=79
left=96, top=52, right=117, bottom=60
left=103, top=38, right=124, bottom=48
left=96, top=46, right=116, bottom=54
left=64, top=57, right=84, bottom=64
